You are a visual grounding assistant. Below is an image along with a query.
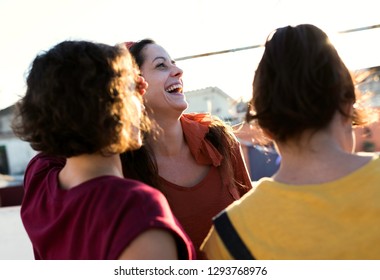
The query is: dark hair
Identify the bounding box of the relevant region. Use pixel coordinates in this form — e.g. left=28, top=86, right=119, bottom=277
left=128, top=39, right=156, bottom=68
left=121, top=39, right=248, bottom=196
left=246, top=24, right=366, bottom=143
left=12, top=40, right=147, bottom=157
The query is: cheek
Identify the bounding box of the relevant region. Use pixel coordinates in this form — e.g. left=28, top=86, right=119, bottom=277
left=141, top=77, right=157, bottom=99
left=142, top=84, right=164, bottom=107
left=142, top=91, right=154, bottom=107
left=131, top=95, right=142, bottom=118
left=130, top=97, right=143, bottom=143
left=142, top=70, right=166, bottom=89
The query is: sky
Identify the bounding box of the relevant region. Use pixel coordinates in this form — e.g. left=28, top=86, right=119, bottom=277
left=1, top=0, right=380, bottom=110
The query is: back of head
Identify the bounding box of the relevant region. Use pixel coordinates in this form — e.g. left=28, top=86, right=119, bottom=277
left=247, top=24, right=363, bottom=143
left=12, top=40, right=145, bottom=157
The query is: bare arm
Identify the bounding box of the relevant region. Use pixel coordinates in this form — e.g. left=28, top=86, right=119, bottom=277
left=118, top=229, right=178, bottom=260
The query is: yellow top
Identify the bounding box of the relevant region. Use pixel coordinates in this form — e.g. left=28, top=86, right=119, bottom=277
left=201, top=154, right=380, bottom=260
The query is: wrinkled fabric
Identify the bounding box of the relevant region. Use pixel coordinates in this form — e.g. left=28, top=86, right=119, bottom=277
left=202, top=155, right=380, bottom=260
left=180, top=113, right=252, bottom=199
left=160, top=113, right=252, bottom=259
left=21, top=153, right=196, bottom=260
left=180, top=113, right=223, bottom=167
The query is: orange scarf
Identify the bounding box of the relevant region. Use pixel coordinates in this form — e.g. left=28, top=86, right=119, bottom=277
left=180, top=113, right=223, bottom=167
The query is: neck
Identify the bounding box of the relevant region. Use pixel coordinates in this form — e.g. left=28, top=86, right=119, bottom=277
left=273, top=129, right=368, bottom=185
left=277, top=111, right=353, bottom=162
left=148, top=115, right=186, bottom=157
left=59, top=153, right=123, bottom=190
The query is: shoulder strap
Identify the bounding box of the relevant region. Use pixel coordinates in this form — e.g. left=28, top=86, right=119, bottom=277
left=213, top=211, right=255, bottom=260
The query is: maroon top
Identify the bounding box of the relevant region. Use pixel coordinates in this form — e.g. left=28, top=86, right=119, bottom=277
left=21, top=153, right=195, bottom=260
left=161, top=166, right=235, bottom=259
left=158, top=114, right=252, bottom=259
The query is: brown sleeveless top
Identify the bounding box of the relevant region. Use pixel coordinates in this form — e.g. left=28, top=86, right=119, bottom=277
left=160, top=165, right=235, bottom=259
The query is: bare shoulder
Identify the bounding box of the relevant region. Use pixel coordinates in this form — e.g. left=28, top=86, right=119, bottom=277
left=118, top=229, right=178, bottom=260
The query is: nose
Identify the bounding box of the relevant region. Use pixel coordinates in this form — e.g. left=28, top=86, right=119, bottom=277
left=171, top=64, right=183, bottom=77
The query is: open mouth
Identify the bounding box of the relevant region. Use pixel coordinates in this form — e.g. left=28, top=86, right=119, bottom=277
left=165, top=84, right=183, bottom=94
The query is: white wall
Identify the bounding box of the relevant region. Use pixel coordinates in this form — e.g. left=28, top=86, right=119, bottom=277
left=0, top=139, right=36, bottom=175
left=185, top=87, right=236, bottom=120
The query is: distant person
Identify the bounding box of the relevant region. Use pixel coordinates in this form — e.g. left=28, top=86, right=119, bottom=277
left=11, top=40, right=195, bottom=260
left=201, top=24, right=380, bottom=259
left=119, top=39, right=253, bottom=259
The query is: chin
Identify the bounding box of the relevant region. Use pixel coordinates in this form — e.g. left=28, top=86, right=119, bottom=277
left=179, top=102, right=189, bottom=112
left=176, top=97, right=189, bottom=109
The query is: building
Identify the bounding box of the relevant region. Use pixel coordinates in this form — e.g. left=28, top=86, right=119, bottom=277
left=0, top=105, right=33, bottom=207
left=0, top=105, right=36, bottom=176
left=184, top=86, right=241, bottom=124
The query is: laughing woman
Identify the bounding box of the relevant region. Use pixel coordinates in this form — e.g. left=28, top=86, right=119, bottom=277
left=120, top=39, right=253, bottom=259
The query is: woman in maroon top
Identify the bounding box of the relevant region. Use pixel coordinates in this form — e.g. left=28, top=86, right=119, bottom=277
left=120, top=39, right=252, bottom=258
left=11, top=40, right=195, bottom=260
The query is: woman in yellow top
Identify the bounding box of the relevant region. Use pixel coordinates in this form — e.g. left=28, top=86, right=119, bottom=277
left=201, top=24, right=380, bottom=260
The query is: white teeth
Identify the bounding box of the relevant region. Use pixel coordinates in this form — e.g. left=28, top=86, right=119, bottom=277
left=166, top=84, right=182, bottom=92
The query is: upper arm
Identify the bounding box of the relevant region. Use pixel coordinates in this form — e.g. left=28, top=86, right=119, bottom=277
left=118, top=229, right=178, bottom=260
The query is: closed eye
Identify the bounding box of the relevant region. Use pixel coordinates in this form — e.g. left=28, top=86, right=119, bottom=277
left=156, top=62, right=167, bottom=69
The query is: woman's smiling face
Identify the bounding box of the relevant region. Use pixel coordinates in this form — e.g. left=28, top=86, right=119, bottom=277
left=139, top=43, right=188, bottom=116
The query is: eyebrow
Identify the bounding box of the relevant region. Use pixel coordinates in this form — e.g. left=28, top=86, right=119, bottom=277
left=152, top=56, right=167, bottom=63
left=152, top=56, right=176, bottom=64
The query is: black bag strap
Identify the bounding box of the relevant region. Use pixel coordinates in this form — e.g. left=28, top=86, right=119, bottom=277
left=213, top=211, right=255, bottom=260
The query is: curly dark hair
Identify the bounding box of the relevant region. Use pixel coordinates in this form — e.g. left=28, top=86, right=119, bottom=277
left=246, top=24, right=367, bottom=143
left=12, top=40, right=148, bottom=157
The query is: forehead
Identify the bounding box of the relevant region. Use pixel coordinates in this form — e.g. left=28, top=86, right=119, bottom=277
left=143, top=44, right=171, bottom=63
